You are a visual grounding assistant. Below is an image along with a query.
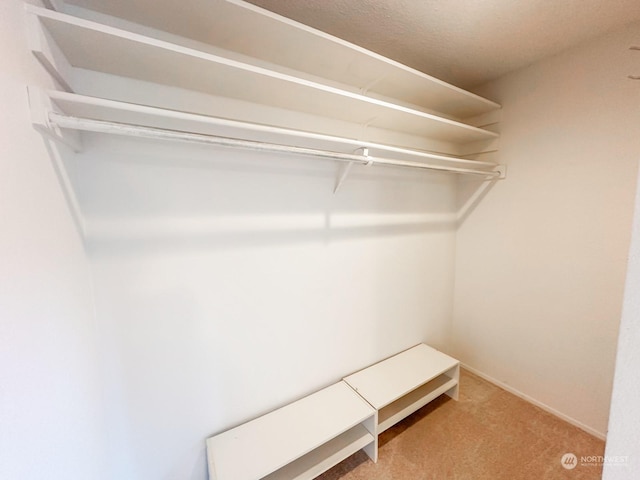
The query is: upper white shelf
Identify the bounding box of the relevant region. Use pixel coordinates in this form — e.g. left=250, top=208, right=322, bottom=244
left=28, top=5, right=498, bottom=145
left=57, top=0, right=500, bottom=120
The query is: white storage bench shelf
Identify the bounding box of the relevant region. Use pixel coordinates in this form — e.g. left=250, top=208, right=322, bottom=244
left=206, top=344, right=459, bottom=479
left=206, top=381, right=377, bottom=480
left=344, top=344, right=460, bottom=435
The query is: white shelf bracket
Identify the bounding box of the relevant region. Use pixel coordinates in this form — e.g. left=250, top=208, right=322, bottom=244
left=41, top=0, right=66, bottom=11
left=26, top=86, right=85, bottom=239
left=27, top=86, right=82, bottom=152
left=333, top=147, right=372, bottom=194
left=361, top=147, right=374, bottom=166
left=360, top=75, right=386, bottom=96
left=358, top=118, right=376, bottom=141
left=333, top=161, right=354, bottom=194
left=26, top=7, right=74, bottom=92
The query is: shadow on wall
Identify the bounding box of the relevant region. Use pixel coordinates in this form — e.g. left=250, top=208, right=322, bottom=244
left=84, top=217, right=457, bottom=255
left=41, top=132, right=500, bottom=255
left=456, top=176, right=499, bottom=227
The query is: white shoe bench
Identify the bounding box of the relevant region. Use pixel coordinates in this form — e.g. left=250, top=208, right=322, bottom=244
left=205, top=344, right=459, bottom=480
left=343, top=343, right=459, bottom=436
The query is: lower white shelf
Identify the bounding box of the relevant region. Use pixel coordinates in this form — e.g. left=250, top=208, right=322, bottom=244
left=263, top=423, right=374, bottom=480
left=378, top=373, right=457, bottom=433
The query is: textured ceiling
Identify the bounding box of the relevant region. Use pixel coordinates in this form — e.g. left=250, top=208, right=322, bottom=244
left=247, top=0, right=640, bottom=89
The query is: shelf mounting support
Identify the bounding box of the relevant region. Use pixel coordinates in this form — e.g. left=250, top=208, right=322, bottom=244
left=26, top=86, right=85, bottom=238
left=360, top=75, right=386, bottom=96
left=41, top=0, right=66, bottom=11
left=27, top=86, right=81, bottom=152
left=333, top=161, right=354, bottom=194
left=333, top=147, right=371, bottom=194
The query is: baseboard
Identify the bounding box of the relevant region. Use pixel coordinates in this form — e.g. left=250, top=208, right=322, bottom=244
left=461, top=364, right=607, bottom=441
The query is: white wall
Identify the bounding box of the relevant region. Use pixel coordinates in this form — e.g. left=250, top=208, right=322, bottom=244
left=453, top=22, right=640, bottom=437
left=603, top=157, right=640, bottom=478
left=75, top=132, right=457, bottom=479
left=0, top=1, right=107, bottom=479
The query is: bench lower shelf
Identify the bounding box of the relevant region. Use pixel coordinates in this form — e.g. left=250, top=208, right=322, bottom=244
left=378, top=374, right=457, bottom=433
left=263, top=423, right=374, bottom=480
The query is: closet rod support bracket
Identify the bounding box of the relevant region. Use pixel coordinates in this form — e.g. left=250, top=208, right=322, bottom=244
left=27, top=86, right=82, bottom=152
left=333, top=161, right=354, bottom=194
left=333, top=147, right=372, bottom=194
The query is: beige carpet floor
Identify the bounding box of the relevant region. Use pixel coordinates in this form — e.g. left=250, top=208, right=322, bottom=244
left=317, top=369, right=605, bottom=480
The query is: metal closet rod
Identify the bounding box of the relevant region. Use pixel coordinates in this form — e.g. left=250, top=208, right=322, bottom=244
left=48, top=112, right=501, bottom=178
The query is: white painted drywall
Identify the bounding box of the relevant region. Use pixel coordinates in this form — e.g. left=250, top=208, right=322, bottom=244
left=453, top=22, right=640, bottom=437
left=74, top=129, right=457, bottom=478
left=0, top=1, right=107, bottom=479
left=603, top=153, right=640, bottom=477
